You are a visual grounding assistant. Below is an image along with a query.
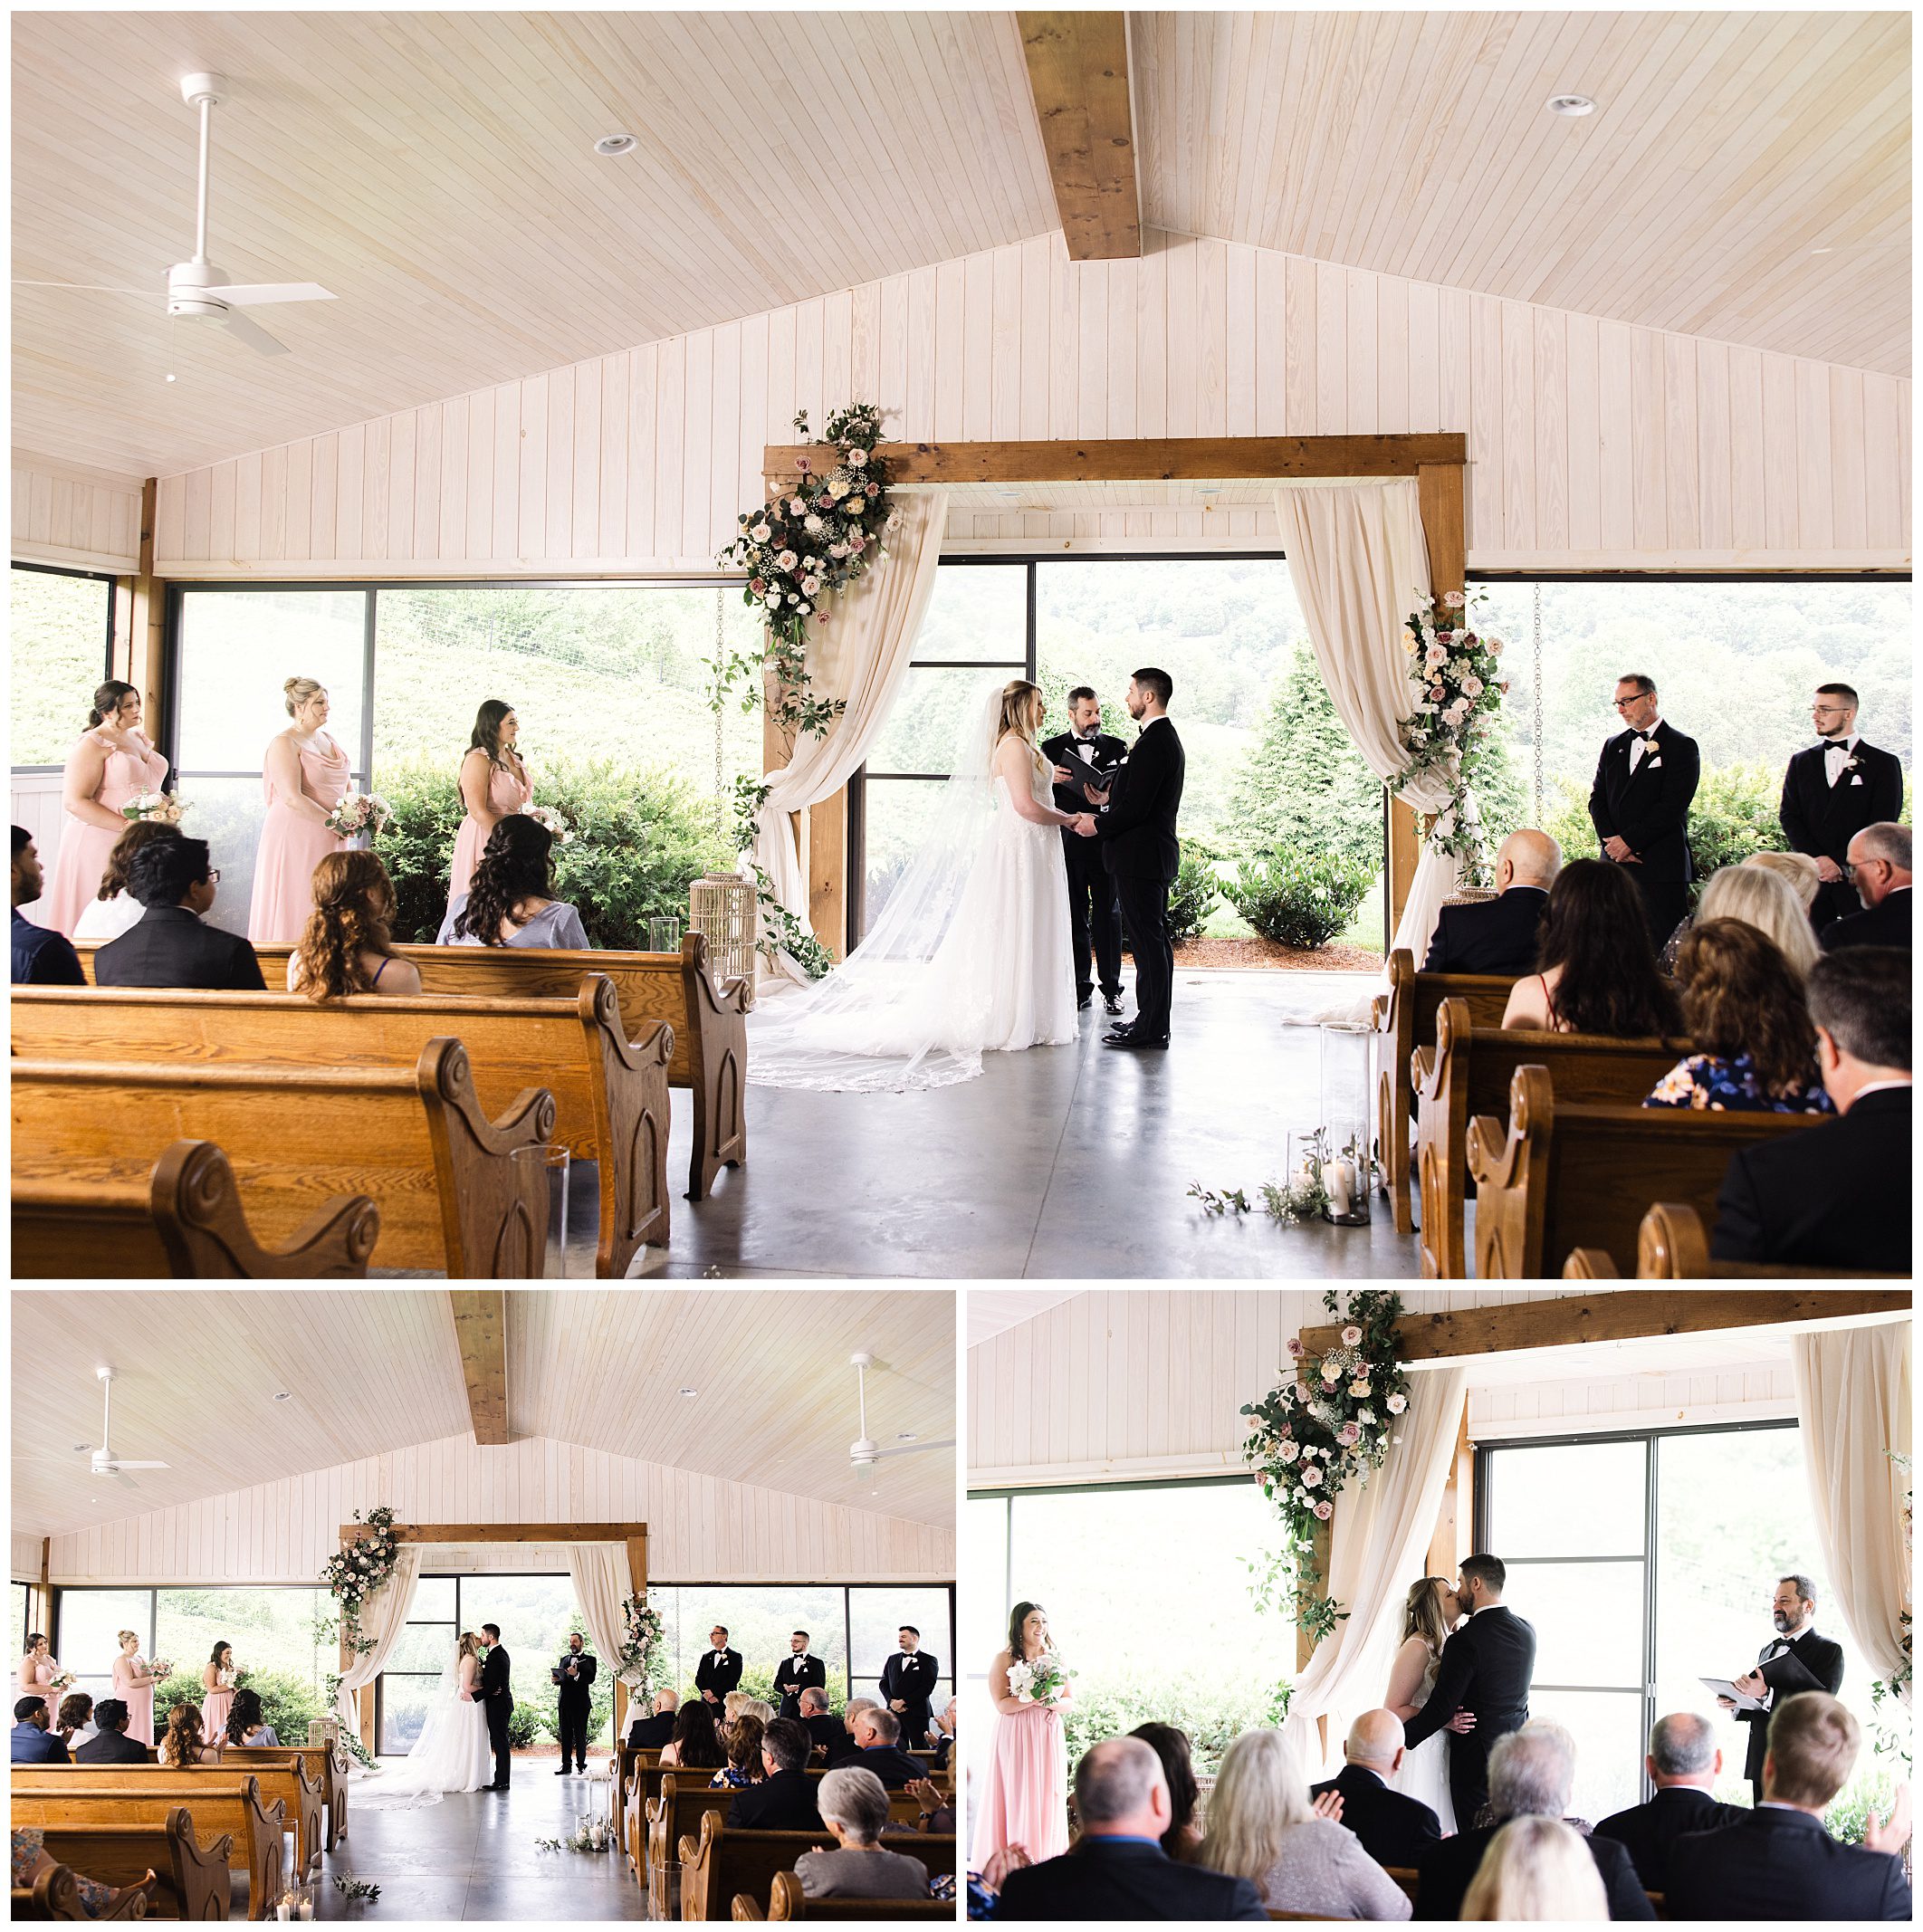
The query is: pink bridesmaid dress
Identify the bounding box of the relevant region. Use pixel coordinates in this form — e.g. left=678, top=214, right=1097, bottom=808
left=17, top=1654, right=61, bottom=1730
left=971, top=1696, right=1070, bottom=1870
left=113, top=1652, right=157, bottom=1746
left=39, top=732, right=170, bottom=936
left=247, top=734, right=352, bottom=943
left=201, top=1669, right=235, bottom=1741
left=446, top=755, right=533, bottom=909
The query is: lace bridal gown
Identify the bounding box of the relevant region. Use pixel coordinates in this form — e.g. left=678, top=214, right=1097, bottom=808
left=356, top=1646, right=493, bottom=1811
left=1385, top=1636, right=1457, bottom=1833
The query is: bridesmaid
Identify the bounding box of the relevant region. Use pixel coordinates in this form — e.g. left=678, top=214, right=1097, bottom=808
left=112, top=1629, right=159, bottom=1746
left=247, top=676, right=352, bottom=943
left=38, top=680, right=169, bottom=935
left=200, top=1641, right=238, bottom=1741
left=17, top=1631, right=62, bottom=1728
left=446, top=699, right=531, bottom=913
left=971, top=1602, right=1072, bottom=1872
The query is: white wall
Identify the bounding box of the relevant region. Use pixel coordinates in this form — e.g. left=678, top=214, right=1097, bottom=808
left=13, top=454, right=142, bottom=574
left=1469, top=1363, right=1796, bottom=1440
left=12, top=1532, right=43, bottom=1583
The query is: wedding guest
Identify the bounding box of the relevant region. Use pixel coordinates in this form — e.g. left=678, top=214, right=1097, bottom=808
left=11, top=827, right=84, bottom=984
left=438, top=814, right=588, bottom=949
left=741, top=1697, right=775, bottom=1730
left=657, top=1699, right=724, bottom=1771
left=96, top=836, right=266, bottom=990
left=1665, top=1692, right=1911, bottom=1920
left=626, top=1688, right=678, bottom=1750
left=248, top=676, right=352, bottom=943
left=1691, top=865, right=1823, bottom=980
left=1823, top=822, right=1911, bottom=951
left=111, top=1631, right=158, bottom=1746
left=289, top=850, right=422, bottom=998
left=72, top=818, right=183, bottom=943
left=1130, top=1723, right=1202, bottom=1861
left=56, top=1692, right=97, bottom=1750
left=727, top=1717, right=824, bottom=1832
left=159, top=1702, right=210, bottom=1767
left=1714, top=1575, right=1847, bottom=1803
left=712, top=1714, right=764, bottom=1788
left=1591, top=1714, right=1746, bottom=1890
left=224, top=1687, right=280, bottom=1747
left=74, top=1697, right=148, bottom=1764
left=796, top=1765, right=931, bottom=1900
left=1643, top=922, right=1834, bottom=1113
left=996, top=1736, right=1268, bottom=1919
left=1423, top=830, right=1561, bottom=975
left=722, top=1690, right=751, bottom=1733
left=1780, top=683, right=1906, bottom=932
left=903, top=1775, right=955, bottom=1836
left=448, top=700, right=533, bottom=914
left=38, top=679, right=169, bottom=937
left=200, top=1644, right=238, bottom=1742
left=1712, top=948, right=1910, bottom=1269
left=1587, top=673, right=1699, bottom=944
left=1310, top=1709, right=1444, bottom=1869
left=1413, top=1721, right=1651, bottom=1920
left=11, top=1696, right=68, bottom=1764
left=1199, top=1726, right=1411, bottom=1919
left=16, top=1634, right=61, bottom=1729
left=1461, top=1815, right=1610, bottom=1920
left=933, top=1696, right=957, bottom=1773
left=1743, top=849, right=1822, bottom=916
left=1500, top=859, right=1682, bottom=1036
left=799, top=1686, right=848, bottom=1765
left=851, top=1706, right=923, bottom=1787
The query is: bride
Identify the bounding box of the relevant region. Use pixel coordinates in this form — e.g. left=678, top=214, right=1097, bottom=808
left=749, top=676, right=1086, bottom=1092
left=356, top=1631, right=493, bottom=1810
left=1384, top=1576, right=1463, bottom=1832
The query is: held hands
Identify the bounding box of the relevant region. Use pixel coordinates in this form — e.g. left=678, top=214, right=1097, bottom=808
left=1816, top=856, right=1845, bottom=882
left=1602, top=835, right=1633, bottom=862
left=1071, top=813, right=1097, bottom=838
left=1445, top=1709, right=1478, bottom=1735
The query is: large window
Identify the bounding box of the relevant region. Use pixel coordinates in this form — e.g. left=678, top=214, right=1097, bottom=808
left=10, top=564, right=115, bottom=770
left=11, top=1583, right=29, bottom=1657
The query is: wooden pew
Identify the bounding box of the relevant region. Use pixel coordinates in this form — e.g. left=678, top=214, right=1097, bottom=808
left=14, top=976, right=671, bottom=1277
left=12, top=1808, right=227, bottom=1919
left=733, top=1870, right=953, bottom=1919
left=13, top=1860, right=159, bottom=1919
left=11, top=1138, right=378, bottom=1280
left=216, top=1745, right=349, bottom=1854
left=681, top=1815, right=953, bottom=1922
left=612, top=1744, right=663, bottom=1855
left=75, top=932, right=750, bottom=1204
left=1564, top=1202, right=1909, bottom=1280
left=1412, top=998, right=1690, bottom=1277
left=1468, top=1065, right=1823, bottom=1278
left=11, top=1040, right=554, bottom=1278
left=1371, top=950, right=1519, bottom=1235
left=10, top=1775, right=283, bottom=1919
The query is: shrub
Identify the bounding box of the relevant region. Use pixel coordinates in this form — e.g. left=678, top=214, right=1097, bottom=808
left=506, top=1700, right=544, bottom=1749
left=154, top=1666, right=325, bottom=1745
left=1225, top=850, right=1374, bottom=950
left=1170, top=836, right=1229, bottom=943
left=1060, top=1668, right=1287, bottom=1777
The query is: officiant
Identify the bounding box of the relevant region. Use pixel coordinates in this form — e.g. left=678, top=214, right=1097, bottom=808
left=1718, top=1573, right=1844, bottom=1803
left=551, top=1631, right=598, bottom=1777
left=1042, top=687, right=1128, bottom=1018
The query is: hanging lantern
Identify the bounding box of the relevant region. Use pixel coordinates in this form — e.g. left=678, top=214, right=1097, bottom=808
left=688, top=874, right=759, bottom=986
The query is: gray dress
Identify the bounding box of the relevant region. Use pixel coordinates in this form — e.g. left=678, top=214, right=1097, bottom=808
left=1257, top=1818, right=1412, bottom=1920
left=793, top=1847, right=931, bottom=1900
left=437, top=894, right=590, bottom=950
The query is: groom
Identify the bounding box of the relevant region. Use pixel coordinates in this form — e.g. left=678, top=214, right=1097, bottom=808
left=1398, top=1554, right=1536, bottom=1828
left=480, top=1623, right=514, bottom=1792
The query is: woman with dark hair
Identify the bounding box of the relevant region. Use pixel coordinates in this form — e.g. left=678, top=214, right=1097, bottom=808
left=712, top=1714, right=765, bottom=1787
left=56, top=1691, right=96, bottom=1749
left=658, top=1698, right=725, bottom=1771
left=200, top=1642, right=238, bottom=1742
left=437, top=813, right=588, bottom=949
left=1130, top=1722, right=1201, bottom=1860
left=159, top=1702, right=209, bottom=1767
left=71, top=818, right=183, bottom=942
left=224, top=1686, right=281, bottom=1747
left=446, top=699, right=533, bottom=913
left=1500, top=858, right=1682, bottom=1037
left=971, top=1601, right=1073, bottom=1871
left=39, top=679, right=170, bottom=936
left=1644, top=920, right=1834, bottom=1114
left=289, top=850, right=422, bottom=997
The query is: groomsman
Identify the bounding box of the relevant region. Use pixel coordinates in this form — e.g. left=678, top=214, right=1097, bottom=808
left=1042, top=687, right=1129, bottom=1017
left=695, top=1625, right=742, bottom=1708
left=879, top=1626, right=941, bottom=1746
left=772, top=1631, right=826, bottom=1719
left=1780, top=684, right=1905, bottom=932
left=1717, top=1573, right=1844, bottom=1803
left=1588, top=674, right=1699, bottom=944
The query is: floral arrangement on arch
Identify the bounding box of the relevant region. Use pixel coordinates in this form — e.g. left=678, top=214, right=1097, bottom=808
left=1392, top=588, right=1509, bottom=873
left=1241, top=1289, right=1411, bottom=1650
left=613, top=1592, right=666, bottom=1691
left=320, top=1505, right=401, bottom=1659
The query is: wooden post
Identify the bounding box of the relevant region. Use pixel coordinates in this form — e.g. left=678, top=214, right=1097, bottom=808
left=759, top=684, right=847, bottom=961
left=128, top=480, right=167, bottom=751
left=36, top=1537, right=51, bottom=1641
left=617, top=1534, right=650, bottom=1746
left=1426, top=1401, right=1474, bottom=1580
left=1296, top=1514, right=1334, bottom=1759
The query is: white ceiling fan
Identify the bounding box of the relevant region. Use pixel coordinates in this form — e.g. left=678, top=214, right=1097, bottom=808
left=846, top=1350, right=953, bottom=1472
left=14, top=72, right=336, bottom=358
left=77, top=1367, right=171, bottom=1484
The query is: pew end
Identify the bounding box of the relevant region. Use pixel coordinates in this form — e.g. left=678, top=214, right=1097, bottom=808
left=741, top=1870, right=952, bottom=1920
left=1565, top=1201, right=1909, bottom=1279
left=14, top=1860, right=159, bottom=1920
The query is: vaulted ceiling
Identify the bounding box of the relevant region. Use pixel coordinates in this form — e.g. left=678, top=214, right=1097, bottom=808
left=12, top=10, right=1909, bottom=481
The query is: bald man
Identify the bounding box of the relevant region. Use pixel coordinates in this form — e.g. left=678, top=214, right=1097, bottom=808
left=1823, top=822, right=1910, bottom=952
left=1421, top=829, right=1561, bottom=976
left=1310, top=1709, right=1442, bottom=1868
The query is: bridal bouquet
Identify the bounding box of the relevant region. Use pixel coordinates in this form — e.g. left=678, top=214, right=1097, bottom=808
left=1007, top=1653, right=1074, bottom=1707
left=518, top=801, right=575, bottom=845
left=120, top=789, right=184, bottom=825
left=147, top=1657, right=174, bottom=1680
left=49, top=1669, right=74, bottom=1693
left=325, top=792, right=392, bottom=838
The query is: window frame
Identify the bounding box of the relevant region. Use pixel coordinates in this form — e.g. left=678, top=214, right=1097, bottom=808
left=9, top=561, right=118, bottom=774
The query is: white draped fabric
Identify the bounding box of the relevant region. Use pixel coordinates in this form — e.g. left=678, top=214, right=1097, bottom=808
left=752, top=491, right=950, bottom=982
left=1277, top=1366, right=1470, bottom=1782
left=566, top=1545, right=633, bottom=1682
left=332, top=1544, right=424, bottom=1742
left=1790, top=1323, right=1913, bottom=1699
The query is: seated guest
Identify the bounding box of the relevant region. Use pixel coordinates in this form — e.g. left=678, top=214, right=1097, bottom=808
left=1461, top=1815, right=1609, bottom=1920
left=159, top=1702, right=211, bottom=1766
left=11, top=1695, right=69, bottom=1763
left=797, top=1685, right=846, bottom=1764
left=1310, top=1709, right=1443, bottom=1870
left=1644, top=922, right=1834, bottom=1113
left=1665, top=1691, right=1911, bottom=1920
left=1000, top=1736, right=1266, bottom=1919
left=56, top=1691, right=97, bottom=1749
left=712, top=1713, right=764, bottom=1788
left=932, top=1695, right=957, bottom=1773
left=74, top=1697, right=148, bottom=1764
left=627, top=1688, right=678, bottom=1749
left=224, top=1687, right=280, bottom=1747
left=1422, top=830, right=1561, bottom=975
left=1415, top=1720, right=1651, bottom=1920
left=851, top=1706, right=924, bottom=1787
left=1500, top=860, right=1682, bottom=1037
left=722, top=1689, right=751, bottom=1732
left=797, top=1765, right=931, bottom=1900
left=727, top=1717, right=824, bottom=1832
left=1199, top=1726, right=1411, bottom=1920
left=657, top=1698, right=723, bottom=1772
left=11, top=827, right=84, bottom=985
left=1697, top=865, right=1822, bottom=979
left=438, top=814, right=589, bottom=949
left=1130, top=1721, right=1202, bottom=1861
left=1592, top=1713, right=1746, bottom=1891
left=1743, top=849, right=1823, bottom=916
left=1712, top=947, right=1910, bottom=1270
left=900, top=1774, right=954, bottom=1837
left=741, top=1697, right=776, bottom=1730
left=288, top=850, right=423, bottom=998
left=95, top=835, right=266, bottom=990
left=10, top=1829, right=125, bottom=1918
left=816, top=1693, right=875, bottom=1767
left=73, top=818, right=183, bottom=942
left=1823, top=823, right=1910, bottom=951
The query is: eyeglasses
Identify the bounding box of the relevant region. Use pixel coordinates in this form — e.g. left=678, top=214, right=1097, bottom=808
left=1611, top=695, right=1650, bottom=711
left=203, top=869, right=221, bottom=885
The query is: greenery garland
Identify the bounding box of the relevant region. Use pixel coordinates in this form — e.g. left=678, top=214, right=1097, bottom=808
left=1241, top=1291, right=1411, bottom=1650
left=319, top=1506, right=400, bottom=1666
left=731, top=776, right=836, bottom=980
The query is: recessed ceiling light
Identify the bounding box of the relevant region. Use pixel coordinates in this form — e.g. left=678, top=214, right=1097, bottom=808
left=72, top=1441, right=91, bottom=1452
left=273, top=1391, right=292, bottom=1401
left=678, top=1386, right=698, bottom=1398
left=1811, top=246, right=1834, bottom=254
left=594, top=133, right=637, bottom=158
left=1546, top=93, right=1596, bottom=117
left=164, top=373, right=177, bottom=383
left=895, top=1432, right=918, bottom=1442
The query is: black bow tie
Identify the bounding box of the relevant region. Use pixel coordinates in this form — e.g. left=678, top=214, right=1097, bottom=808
left=1636, top=732, right=1659, bottom=746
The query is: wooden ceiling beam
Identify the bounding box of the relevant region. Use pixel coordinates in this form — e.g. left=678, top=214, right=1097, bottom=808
left=1018, top=11, right=1142, bottom=261
left=446, top=1291, right=511, bottom=1447
left=343, top=1522, right=648, bottom=1544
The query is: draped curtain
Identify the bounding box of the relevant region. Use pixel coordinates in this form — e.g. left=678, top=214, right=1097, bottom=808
left=332, top=1543, right=424, bottom=1743
left=1278, top=1366, right=1470, bottom=1781
left=566, top=1545, right=633, bottom=1680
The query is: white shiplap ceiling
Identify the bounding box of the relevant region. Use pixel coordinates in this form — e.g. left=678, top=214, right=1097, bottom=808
left=11, top=1288, right=955, bottom=1535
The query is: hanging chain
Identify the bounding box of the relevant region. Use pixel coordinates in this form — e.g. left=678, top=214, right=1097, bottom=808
left=713, top=587, right=728, bottom=838
left=1532, top=579, right=1545, bottom=826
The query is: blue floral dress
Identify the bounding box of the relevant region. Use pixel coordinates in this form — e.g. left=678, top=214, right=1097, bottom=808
left=1644, top=1053, right=1834, bottom=1114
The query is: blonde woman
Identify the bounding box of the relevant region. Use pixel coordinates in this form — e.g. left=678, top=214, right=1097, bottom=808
left=1383, top=1577, right=1464, bottom=1832
left=248, top=676, right=353, bottom=943
left=1461, top=1815, right=1609, bottom=1920
left=111, top=1629, right=158, bottom=1745
left=1744, top=849, right=1822, bottom=914
left=1698, top=865, right=1822, bottom=979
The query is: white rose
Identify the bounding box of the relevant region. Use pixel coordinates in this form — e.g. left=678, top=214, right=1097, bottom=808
left=846, top=446, right=866, bottom=466
left=804, top=513, right=825, bottom=534
left=845, top=499, right=865, bottom=516
left=1461, top=675, right=1484, bottom=698
left=1386, top=1393, right=1408, bottom=1414
left=827, top=478, right=848, bottom=500
left=750, top=522, right=770, bottom=543
left=1277, top=1441, right=1300, bottom=1463
left=1302, top=1465, right=1324, bottom=1487
left=778, top=550, right=799, bottom=571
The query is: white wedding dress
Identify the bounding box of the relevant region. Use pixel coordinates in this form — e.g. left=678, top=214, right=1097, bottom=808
left=355, top=1649, right=493, bottom=1810
left=1388, top=1648, right=1458, bottom=1833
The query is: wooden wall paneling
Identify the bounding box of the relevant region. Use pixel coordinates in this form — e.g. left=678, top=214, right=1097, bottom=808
left=626, top=342, right=657, bottom=566
left=208, top=460, right=237, bottom=566
left=822, top=288, right=853, bottom=427
left=569, top=359, right=601, bottom=564
left=1532, top=306, right=1567, bottom=553
left=1133, top=243, right=1165, bottom=438
left=463, top=391, right=491, bottom=562
left=600, top=349, right=630, bottom=560
left=1828, top=365, right=1868, bottom=553
left=1315, top=260, right=1346, bottom=439
left=681, top=327, right=713, bottom=567
left=1283, top=253, right=1316, bottom=437
left=1499, top=300, right=1535, bottom=550
left=935, top=261, right=967, bottom=441
left=1727, top=346, right=1767, bottom=552
left=363, top=416, right=391, bottom=563
left=1761, top=352, right=1802, bottom=550
left=1693, top=338, right=1732, bottom=552
left=426, top=400, right=455, bottom=565
left=1197, top=235, right=1229, bottom=436
left=1861, top=372, right=1901, bottom=552
left=1252, top=247, right=1285, bottom=435
left=11, top=460, right=145, bottom=573
left=1794, top=358, right=1836, bottom=553
left=1077, top=257, right=1108, bottom=435
left=1595, top=320, right=1635, bottom=555
left=652, top=340, right=684, bottom=567
left=1661, top=333, right=1700, bottom=551
left=1468, top=294, right=1503, bottom=553
left=517, top=371, right=549, bottom=564
left=1346, top=265, right=1378, bottom=436
left=1563, top=310, right=1601, bottom=552
left=1375, top=271, right=1409, bottom=441
left=794, top=292, right=827, bottom=439
left=903, top=266, right=936, bottom=443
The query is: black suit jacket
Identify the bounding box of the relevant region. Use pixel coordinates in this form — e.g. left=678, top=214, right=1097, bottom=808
left=1712, top=1086, right=1910, bottom=1272
left=694, top=1647, right=742, bottom=1707
left=726, top=1767, right=824, bottom=1833
left=555, top=1650, right=597, bottom=1705
left=626, top=1709, right=676, bottom=1749
left=772, top=1653, right=826, bottom=1718
left=802, top=1712, right=852, bottom=1765
left=1732, top=1629, right=1847, bottom=1783
left=1781, top=738, right=1903, bottom=871
left=1308, top=1763, right=1440, bottom=1870
left=1421, top=886, right=1547, bottom=976
left=1415, top=1821, right=1653, bottom=1920
left=1823, top=888, right=1911, bottom=952
left=1589, top=722, right=1701, bottom=879
left=1400, top=1605, right=1537, bottom=1754
left=1664, top=1805, right=1910, bottom=1920
left=1592, top=1785, right=1750, bottom=1890
left=1095, top=717, right=1185, bottom=882
left=995, top=1836, right=1268, bottom=1921
left=851, top=1743, right=923, bottom=1788
left=95, top=904, right=268, bottom=990
left=74, top=1728, right=150, bottom=1765
left=880, top=1651, right=940, bottom=1742
left=481, top=1642, right=512, bottom=1710
left=1041, top=729, right=1129, bottom=816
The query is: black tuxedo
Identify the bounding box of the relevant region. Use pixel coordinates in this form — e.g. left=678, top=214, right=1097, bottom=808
left=995, top=1835, right=1267, bottom=1920
left=1415, top=1820, right=1652, bottom=1920
left=553, top=1647, right=597, bottom=1771
left=1589, top=720, right=1701, bottom=941
left=1044, top=729, right=1129, bottom=1000
left=772, top=1652, right=826, bottom=1720
left=95, top=904, right=268, bottom=991
left=694, top=1647, right=742, bottom=1708
left=1399, top=1603, right=1536, bottom=1826
left=1730, top=1627, right=1847, bottom=1797
left=626, top=1708, right=675, bottom=1750
left=1308, top=1763, right=1440, bottom=1870
left=74, top=1728, right=150, bottom=1765
left=1593, top=1785, right=1750, bottom=1889
left=1665, top=1804, right=1911, bottom=1920
left=852, top=1742, right=924, bottom=1788
left=1781, top=739, right=1905, bottom=930
left=481, top=1640, right=513, bottom=1788
left=1712, top=1086, right=1909, bottom=1273
left=802, top=1711, right=850, bottom=1765
left=1823, top=887, right=1911, bottom=952
left=879, top=1650, right=940, bottom=1745
left=1095, top=716, right=1185, bottom=1041
left=726, top=1767, right=823, bottom=1832
left=932, top=1732, right=952, bottom=1774
left=1421, top=886, right=1548, bottom=977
